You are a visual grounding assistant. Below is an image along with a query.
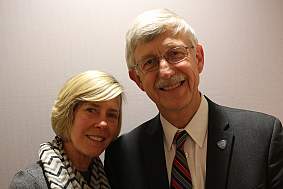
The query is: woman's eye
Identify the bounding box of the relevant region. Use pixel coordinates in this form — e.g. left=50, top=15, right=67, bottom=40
left=109, top=113, right=118, bottom=118
left=107, top=113, right=119, bottom=121
left=86, top=108, right=98, bottom=113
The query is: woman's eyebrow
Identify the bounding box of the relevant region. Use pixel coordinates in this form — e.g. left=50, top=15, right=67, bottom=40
left=108, top=108, right=119, bottom=113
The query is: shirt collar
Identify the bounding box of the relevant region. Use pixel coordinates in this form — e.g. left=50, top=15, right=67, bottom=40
left=161, top=95, right=209, bottom=151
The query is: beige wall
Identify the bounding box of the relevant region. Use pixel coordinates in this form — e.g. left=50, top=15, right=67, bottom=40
left=1, top=0, right=282, bottom=188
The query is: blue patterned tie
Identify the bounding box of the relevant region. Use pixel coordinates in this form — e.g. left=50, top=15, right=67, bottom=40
left=171, top=130, right=192, bottom=189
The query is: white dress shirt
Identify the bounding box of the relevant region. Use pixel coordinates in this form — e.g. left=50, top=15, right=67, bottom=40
left=161, top=95, right=209, bottom=189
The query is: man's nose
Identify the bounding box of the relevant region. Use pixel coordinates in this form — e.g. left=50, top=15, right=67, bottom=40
left=158, top=59, right=175, bottom=78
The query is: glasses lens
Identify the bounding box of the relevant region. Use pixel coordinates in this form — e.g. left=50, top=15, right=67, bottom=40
left=165, top=46, right=187, bottom=64
left=139, top=57, right=159, bottom=73
left=136, top=46, right=189, bottom=74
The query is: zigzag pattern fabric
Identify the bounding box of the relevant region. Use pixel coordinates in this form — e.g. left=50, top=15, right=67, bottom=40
left=171, top=131, right=192, bottom=189
left=38, top=137, right=111, bottom=189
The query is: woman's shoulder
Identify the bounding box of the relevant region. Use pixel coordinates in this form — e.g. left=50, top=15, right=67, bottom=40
left=9, top=161, right=49, bottom=189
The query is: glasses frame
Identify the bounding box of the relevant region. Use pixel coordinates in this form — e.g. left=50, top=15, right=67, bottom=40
left=134, top=45, right=194, bottom=74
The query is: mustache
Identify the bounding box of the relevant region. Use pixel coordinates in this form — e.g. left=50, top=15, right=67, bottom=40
left=155, top=74, right=186, bottom=88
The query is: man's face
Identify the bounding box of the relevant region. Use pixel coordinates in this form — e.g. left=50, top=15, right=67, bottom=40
left=129, top=32, right=204, bottom=116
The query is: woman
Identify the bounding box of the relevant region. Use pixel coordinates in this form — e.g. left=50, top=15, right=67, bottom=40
left=10, top=70, right=124, bottom=189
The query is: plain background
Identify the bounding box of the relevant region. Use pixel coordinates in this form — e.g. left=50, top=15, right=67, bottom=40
left=1, top=0, right=282, bottom=188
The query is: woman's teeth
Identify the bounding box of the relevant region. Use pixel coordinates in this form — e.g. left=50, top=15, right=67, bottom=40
left=87, top=135, right=104, bottom=142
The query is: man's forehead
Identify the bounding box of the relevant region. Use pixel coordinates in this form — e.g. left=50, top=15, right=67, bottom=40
left=134, top=35, right=188, bottom=56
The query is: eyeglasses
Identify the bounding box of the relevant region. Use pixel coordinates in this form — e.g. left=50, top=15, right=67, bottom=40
left=134, top=45, right=194, bottom=74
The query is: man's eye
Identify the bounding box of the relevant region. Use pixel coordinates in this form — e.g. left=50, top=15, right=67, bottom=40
left=145, top=58, right=156, bottom=65
left=142, top=58, right=157, bottom=69
left=166, top=48, right=187, bottom=62
left=168, top=50, right=184, bottom=58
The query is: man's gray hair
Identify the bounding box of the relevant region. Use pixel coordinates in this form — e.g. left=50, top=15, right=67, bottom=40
left=125, top=8, right=198, bottom=70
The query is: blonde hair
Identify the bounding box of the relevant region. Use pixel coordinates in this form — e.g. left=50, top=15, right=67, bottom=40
left=51, top=70, right=124, bottom=140
left=126, top=8, right=198, bottom=70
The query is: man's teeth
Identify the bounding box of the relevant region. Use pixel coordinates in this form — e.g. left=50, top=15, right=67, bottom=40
left=88, top=135, right=104, bottom=142
left=161, top=81, right=182, bottom=90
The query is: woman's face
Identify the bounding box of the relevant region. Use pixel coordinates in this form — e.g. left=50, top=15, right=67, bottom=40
left=68, top=97, right=121, bottom=160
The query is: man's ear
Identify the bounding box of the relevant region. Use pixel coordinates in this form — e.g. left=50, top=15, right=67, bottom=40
left=195, top=43, right=204, bottom=73
left=129, top=69, right=145, bottom=91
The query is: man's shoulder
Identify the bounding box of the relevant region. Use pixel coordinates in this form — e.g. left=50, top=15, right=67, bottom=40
left=109, top=115, right=160, bottom=149
left=220, top=103, right=277, bottom=121
left=207, top=97, right=281, bottom=129
left=207, top=97, right=277, bottom=119
left=9, top=161, right=48, bottom=189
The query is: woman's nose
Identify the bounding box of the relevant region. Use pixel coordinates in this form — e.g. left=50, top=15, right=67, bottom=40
left=94, top=120, right=108, bottom=128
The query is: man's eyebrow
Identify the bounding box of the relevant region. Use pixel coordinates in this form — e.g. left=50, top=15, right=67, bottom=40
left=138, top=53, right=156, bottom=61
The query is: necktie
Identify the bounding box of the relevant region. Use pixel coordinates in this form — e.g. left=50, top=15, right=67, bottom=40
left=171, top=130, right=192, bottom=189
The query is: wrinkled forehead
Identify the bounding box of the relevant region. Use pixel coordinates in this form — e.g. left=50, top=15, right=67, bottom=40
left=134, top=31, right=191, bottom=56
left=136, top=29, right=192, bottom=49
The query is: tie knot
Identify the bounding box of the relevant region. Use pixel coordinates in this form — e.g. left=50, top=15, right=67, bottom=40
left=174, top=130, right=188, bottom=149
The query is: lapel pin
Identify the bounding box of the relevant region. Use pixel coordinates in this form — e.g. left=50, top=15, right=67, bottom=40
left=217, top=139, right=227, bottom=150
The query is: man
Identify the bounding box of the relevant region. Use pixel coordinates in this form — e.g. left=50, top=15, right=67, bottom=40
left=104, top=9, right=283, bottom=189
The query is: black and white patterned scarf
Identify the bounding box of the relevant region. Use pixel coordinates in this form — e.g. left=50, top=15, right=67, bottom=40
left=38, top=136, right=111, bottom=189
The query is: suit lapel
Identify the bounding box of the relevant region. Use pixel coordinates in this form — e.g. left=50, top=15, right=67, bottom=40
left=141, top=115, right=170, bottom=189
left=205, top=98, right=234, bottom=189
left=138, top=98, right=234, bottom=189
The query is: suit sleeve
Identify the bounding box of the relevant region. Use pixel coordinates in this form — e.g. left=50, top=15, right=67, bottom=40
left=104, top=147, right=120, bottom=189
left=268, top=118, right=283, bottom=188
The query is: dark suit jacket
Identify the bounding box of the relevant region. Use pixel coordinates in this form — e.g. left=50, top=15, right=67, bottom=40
left=104, top=98, right=283, bottom=189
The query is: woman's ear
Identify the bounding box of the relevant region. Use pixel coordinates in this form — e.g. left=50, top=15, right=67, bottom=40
left=129, top=70, right=144, bottom=91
